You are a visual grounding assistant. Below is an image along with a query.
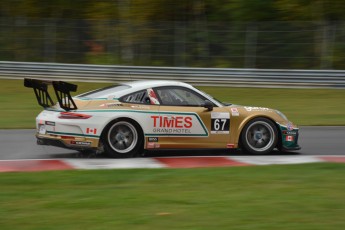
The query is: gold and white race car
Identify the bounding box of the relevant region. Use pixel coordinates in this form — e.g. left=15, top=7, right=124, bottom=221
left=25, top=78, right=300, bottom=157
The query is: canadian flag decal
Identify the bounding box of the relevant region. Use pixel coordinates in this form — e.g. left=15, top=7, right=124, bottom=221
left=286, top=136, right=294, bottom=142
left=86, top=128, right=97, bottom=134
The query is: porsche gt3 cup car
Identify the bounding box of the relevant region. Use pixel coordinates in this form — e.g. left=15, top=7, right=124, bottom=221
left=24, top=78, right=300, bottom=158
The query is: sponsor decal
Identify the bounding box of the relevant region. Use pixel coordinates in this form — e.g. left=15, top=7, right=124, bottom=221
left=153, top=128, right=192, bottom=134
left=86, top=128, right=97, bottom=135
left=244, top=106, right=271, bottom=112
left=147, top=113, right=208, bottom=136
left=286, top=136, right=294, bottom=142
left=100, top=103, right=122, bottom=108
left=230, top=108, right=239, bottom=116
left=131, top=105, right=150, bottom=109
left=45, top=121, right=55, bottom=126
left=147, top=89, right=160, bottom=105
left=148, top=137, right=159, bottom=142
left=151, top=116, right=192, bottom=128
left=283, top=130, right=297, bottom=135
left=211, top=112, right=230, bottom=134
left=147, top=142, right=155, bottom=148
left=70, top=141, right=92, bottom=146
left=151, top=115, right=193, bottom=134
left=146, top=142, right=160, bottom=149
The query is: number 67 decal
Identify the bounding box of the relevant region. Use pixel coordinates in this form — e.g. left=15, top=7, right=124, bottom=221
left=211, top=112, right=230, bottom=134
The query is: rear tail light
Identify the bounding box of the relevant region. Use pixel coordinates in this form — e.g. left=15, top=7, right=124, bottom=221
left=59, top=112, right=92, bottom=119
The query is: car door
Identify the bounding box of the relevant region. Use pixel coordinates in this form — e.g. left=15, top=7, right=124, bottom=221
left=151, top=86, right=231, bottom=149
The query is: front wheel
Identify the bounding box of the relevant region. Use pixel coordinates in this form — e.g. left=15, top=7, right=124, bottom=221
left=103, top=119, right=143, bottom=158
left=240, top=118, right=278, bottom=155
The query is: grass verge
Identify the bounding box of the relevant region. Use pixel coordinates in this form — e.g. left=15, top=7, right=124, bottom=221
left=0, top=79, right=344, bottom=128
left=0, top=163, right=344, bottom=230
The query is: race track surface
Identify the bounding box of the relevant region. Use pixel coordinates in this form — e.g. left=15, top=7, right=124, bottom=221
left=0, top=126, right=344, bottom=160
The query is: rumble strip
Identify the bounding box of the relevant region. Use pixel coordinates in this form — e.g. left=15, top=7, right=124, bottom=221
left=0, top=156, right=344, bottom=172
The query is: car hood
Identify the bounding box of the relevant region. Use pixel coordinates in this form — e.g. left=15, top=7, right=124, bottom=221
left=230, top=105, right=274, bottom=112
left=225, top=104, right=296, bottom=127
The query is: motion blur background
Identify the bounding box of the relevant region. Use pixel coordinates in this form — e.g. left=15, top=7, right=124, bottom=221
left=1, top=2, right=345, bottom=229
left=1, top=0, right=344, bottom=69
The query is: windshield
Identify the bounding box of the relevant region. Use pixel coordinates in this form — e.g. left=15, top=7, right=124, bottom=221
left=198, top=89, right=231, bottom=106
left=77, top=85, right=130, bottom=99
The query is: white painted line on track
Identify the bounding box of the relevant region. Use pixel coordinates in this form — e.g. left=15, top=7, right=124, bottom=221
left=228, top=156, right=324, bottom=165
left=64, top=158, right=165, bottom=170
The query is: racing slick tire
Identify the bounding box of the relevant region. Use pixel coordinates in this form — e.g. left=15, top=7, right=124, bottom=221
left=103, top=119, right=144, bottom=158
left=240, top=117, right=278, bottom=155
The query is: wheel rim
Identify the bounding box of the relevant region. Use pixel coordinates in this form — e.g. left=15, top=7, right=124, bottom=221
left=107, top=121, right=138, bottom=154
left=245, top=121, right=275, bottom=152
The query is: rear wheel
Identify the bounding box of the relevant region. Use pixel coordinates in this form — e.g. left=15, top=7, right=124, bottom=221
left=241, top=118, right=278, bottom=155
left=103, top=119, right=143, bottom=158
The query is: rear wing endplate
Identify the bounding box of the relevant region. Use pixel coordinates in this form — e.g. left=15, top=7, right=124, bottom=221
left=24, top=78, right=78, bottom=111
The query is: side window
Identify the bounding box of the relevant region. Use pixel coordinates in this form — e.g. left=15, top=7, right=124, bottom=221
left=120, top=90, right=150, bottom=104
left=156, top=87, right=207, bottom=106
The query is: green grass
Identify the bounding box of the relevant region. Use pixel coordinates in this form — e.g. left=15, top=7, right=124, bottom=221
left=0, top=163, right=344, bottom=230
left=0, top=79, right=344, bottom=128
left=0, top=79, right=111, bottom=129
left=199, top=86, right=345, bottom=126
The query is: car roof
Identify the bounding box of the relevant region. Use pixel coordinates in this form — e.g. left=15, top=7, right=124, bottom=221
left=77, top=80, right=196, bottom=99
left=122, top=80, right=193, bottom=90
left=116, top=80, right=196, bottom=96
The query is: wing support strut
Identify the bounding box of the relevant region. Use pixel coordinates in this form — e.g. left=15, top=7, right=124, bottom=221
left=24, top=78, right=78, bottom=111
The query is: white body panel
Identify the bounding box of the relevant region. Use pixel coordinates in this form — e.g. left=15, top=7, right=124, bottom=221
left=36, top=108, right=209, bottom=139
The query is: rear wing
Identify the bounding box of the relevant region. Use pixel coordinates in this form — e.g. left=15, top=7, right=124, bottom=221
left=24, top=78, right=78, bottom=111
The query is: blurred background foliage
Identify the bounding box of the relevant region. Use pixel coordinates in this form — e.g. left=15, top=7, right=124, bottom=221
left=0, top=0, right=344, bottom=69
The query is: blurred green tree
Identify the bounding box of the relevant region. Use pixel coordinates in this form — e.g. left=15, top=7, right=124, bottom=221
left=0, top=0, right=344, bottom=68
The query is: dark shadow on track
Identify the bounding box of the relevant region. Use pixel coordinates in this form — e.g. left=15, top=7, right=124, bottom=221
left=49, top=151, right=101, bottom=159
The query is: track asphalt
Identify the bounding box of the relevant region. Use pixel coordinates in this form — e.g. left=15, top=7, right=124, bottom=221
left=0, top=126, right=344, bottom=172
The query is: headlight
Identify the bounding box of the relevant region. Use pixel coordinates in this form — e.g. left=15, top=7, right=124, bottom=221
left=276, top=110, right=288, bottom=121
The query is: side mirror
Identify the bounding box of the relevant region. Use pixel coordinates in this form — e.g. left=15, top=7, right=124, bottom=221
left=204, top=100, right=213, bottom=111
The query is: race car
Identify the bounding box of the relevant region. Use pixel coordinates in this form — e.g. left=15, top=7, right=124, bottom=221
left=24, top=78, right=300, bottom=158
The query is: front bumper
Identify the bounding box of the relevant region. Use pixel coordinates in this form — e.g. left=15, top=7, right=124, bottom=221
left=280, top=145, right=301, bottom=151
left=278, top=123, right=301, bottom=151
